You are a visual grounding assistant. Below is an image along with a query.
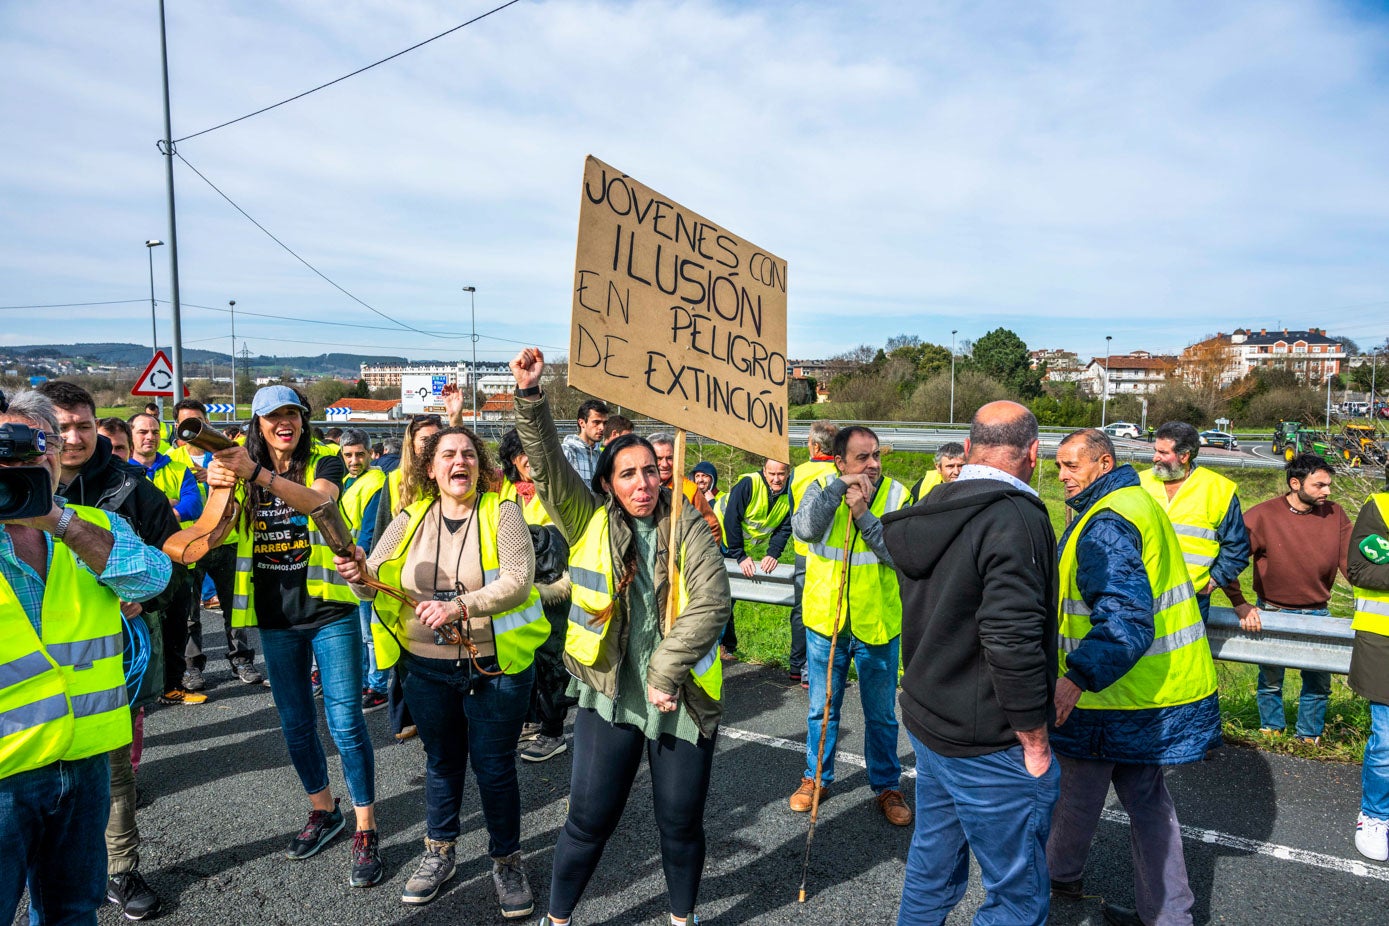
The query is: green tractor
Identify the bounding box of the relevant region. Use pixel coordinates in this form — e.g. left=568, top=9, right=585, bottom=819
left=1272, top=423, right=1334, bottom=464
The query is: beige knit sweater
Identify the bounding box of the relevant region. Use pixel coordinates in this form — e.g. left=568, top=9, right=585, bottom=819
left=353, top=497, right=534, bottom=659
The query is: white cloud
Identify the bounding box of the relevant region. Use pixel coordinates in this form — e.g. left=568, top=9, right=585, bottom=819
left=0, top=0, right=1386, bottom=366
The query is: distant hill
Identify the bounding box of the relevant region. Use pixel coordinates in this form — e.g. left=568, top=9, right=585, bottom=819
left=0, top=343, right=447, bottom=377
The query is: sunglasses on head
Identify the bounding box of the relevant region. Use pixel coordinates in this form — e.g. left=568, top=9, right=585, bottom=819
left=411, top=414, right=442, bottom=428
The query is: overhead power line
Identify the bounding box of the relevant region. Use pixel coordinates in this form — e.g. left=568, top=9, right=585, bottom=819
left=174, top=150, right=468, bottom=340
left=0, top=299, right=148, bottom=311
left=173, top=0, right=524, bottom=143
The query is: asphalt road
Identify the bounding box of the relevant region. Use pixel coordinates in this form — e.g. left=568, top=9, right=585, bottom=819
left=50, top=612, right=1387, bottom=926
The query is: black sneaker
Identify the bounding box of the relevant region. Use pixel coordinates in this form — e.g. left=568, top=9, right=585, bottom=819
left=285, top=799, right=345, bottom=859
left=491, top=852, right=533, bottom=919
left=107, top=870, right=161, bottom=920
left=362, top=689, right=388, bottom=713
left=350, top=829, right=384, bottom=888
left=519, top=734, right=566, bottom=763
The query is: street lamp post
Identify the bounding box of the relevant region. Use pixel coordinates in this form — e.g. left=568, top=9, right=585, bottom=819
left=1373, top=349, right=1379, bottom=415
left=463, top=286, right=478, bottom=422
left=1101, top=335, right=1113, bottom=427
left=229, top=300, right=237, bottom=417
left=949, top=329, right=958, bottom=425
left=145, top=240, right=163, bottom=357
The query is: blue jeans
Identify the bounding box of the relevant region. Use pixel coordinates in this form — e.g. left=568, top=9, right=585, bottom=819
left=1254, top=603, right=1332, bottom=737
left=1, top=755, right=110, bottom=926
left=402, top=652, right=533, bottom=854
left=261, top=617, right=376, bottom=807
left=804, top=629, right=901, bottom=791
left=358, top=602, right=388, bottom=694
left=898, top=732, right=1059, bottom=926
left=1364, top=702, right=1389, bottom=820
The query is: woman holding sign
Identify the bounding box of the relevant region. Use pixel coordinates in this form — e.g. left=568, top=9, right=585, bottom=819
left=509, top=347, right=731, bottom=926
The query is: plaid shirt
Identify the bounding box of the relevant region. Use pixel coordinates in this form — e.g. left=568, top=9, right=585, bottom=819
left=0, top=511, right=172, bottom=634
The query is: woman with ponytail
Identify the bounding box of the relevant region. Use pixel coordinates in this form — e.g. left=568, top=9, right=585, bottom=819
left=509, top=348, right=731, bottom=926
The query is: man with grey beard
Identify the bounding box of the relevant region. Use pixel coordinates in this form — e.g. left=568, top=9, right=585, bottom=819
left=1138, top=421, right=1249, bottom=621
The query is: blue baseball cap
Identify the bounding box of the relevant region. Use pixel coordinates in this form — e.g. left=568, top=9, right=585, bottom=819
left=251, top=385, right=309, bottom=418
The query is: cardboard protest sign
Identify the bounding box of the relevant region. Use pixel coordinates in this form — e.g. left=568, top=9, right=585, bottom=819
left=570, top=156, right=789, bottom=461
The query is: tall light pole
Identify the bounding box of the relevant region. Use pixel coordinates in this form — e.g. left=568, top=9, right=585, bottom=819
left=1326, top=361, right=1333, bottom=430
left=949, top=329, right=958, bottom=425
left=1101, top=335, right=1113, bottom=427
left=1373, top=349, right=1379, bottom=416
left=463, top=285, right=478, bottom=422
left=156, top=0, right=186, bottom=402
left=145, top=240, right=163, bottom=357
left=229, top=300, right=237, bottom=415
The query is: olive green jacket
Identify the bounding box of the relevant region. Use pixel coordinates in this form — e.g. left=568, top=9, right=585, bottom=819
left=515, top=393, right=731, bottom=738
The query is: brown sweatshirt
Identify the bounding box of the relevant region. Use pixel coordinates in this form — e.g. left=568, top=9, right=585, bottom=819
left=1224, top=494, right=1351, bottom=609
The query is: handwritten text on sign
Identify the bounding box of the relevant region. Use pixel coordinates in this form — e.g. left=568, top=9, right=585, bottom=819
left=569, top=156, right=789, bottom=460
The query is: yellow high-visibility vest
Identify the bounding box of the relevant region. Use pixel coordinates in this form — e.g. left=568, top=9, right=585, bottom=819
left=0, top=505, right=131, bottom=778
left=1139, top=465, right=1237, bottom=591
left=802, top=476, right=910, bottom=645
left=789, top=460, right=838, bottom=558
left=339, top=468, right=386, bottom=537
left=566, top=507, right=722, bottom=700
left=230, top=451, right=358, bottom=627
left=910, top=470, right=943, bottom=505
left=497, top=478, right=554, bottom=527
left=370, top=494, right=548, bottom=673
left=714, top=473, right=791, bottom=546
left=1059, top=485, right=1217, bottom=710
left=1352, top=494, right=1389, bottom=637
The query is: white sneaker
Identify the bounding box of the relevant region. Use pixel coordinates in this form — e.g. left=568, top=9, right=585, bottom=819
left=1355, top=812, right=1389, bottom=862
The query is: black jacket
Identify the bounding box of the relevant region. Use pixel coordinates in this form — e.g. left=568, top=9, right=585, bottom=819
left=58, top=434, right=183, bottom=608
left=882, top=476, right=1057, bottom=758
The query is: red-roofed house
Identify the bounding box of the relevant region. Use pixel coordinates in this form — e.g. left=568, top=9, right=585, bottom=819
left=326, top=398, right=401, bottom=421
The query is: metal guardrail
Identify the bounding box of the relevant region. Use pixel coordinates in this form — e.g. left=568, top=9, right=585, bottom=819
left=724, top=561, right=1353, bottom=674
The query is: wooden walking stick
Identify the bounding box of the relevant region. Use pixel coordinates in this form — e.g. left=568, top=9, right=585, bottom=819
left=664, top=428, right=687, bottom=634
left=798, top=512, right=857, bottom=903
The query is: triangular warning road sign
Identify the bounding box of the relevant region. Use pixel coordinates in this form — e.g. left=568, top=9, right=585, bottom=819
left=131, top=350, right=187, bottom=397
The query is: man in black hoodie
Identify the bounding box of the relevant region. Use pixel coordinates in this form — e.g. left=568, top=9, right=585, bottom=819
left=882, top=401, right=1059, bottom=926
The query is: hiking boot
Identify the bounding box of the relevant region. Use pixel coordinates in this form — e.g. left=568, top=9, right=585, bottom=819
left=1356, top=812, right=1389, bottom=862
left=350, top=829, right=384, bottom=888
left=491, top=852, right=533, bottom=919
left=362, top=689, right=388, bottom=713
left=201, top=595, right=220, bottom=610
left=159, top=689, right=207, bottom=705
left=395, top=724, right=418, bottom=743
left=520, top=734, right=567, bottom=763
left=233, top=662, right=263, bottom=685
left=789, top=776, right=826, bottom=813
left=107, top=870, right=161, bottom=920
left=518, top=721, right=543, bottom=744
left=876, top=789, right=912, bottom=826
left=401, top=839, right=456, bottom=905
left=182, top=667, right=206, bottom=691
left=285, top=799, right=345, bottom=859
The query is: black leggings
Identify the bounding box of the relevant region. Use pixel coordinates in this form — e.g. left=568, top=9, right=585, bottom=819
left=548, top=707, right=716, bottom=919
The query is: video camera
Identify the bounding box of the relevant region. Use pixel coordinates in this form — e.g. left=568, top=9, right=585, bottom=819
left=0, top=390, right=55, bottom=521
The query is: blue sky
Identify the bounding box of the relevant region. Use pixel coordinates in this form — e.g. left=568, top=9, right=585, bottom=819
left=2, top=0, right=1387, bottom=367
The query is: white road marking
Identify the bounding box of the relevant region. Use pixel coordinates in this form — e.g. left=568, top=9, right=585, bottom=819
left=721, top=725, right=1389, bottom=883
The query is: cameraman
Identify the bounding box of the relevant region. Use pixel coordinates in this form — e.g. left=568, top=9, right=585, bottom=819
left=0, top=390, right=172, bottom=925
left=37, top=380, right=189, bottom=919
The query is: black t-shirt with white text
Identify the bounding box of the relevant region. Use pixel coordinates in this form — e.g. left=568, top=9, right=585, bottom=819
left=251, top=454, right=353, bottom=631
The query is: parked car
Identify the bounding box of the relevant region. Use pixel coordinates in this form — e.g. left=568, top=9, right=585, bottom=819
left=1102, top=421, right=1141, bottom=439
left=1199, top=430, right=1238, bottom=450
